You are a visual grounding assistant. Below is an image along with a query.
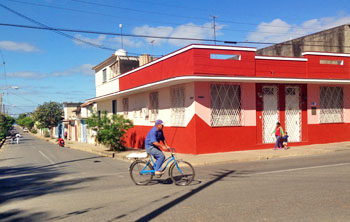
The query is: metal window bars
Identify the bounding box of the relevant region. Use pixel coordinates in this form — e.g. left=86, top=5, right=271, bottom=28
left=320, top=86, right=344, bottom=123
left=149, top=92, right=159, bottom=121
left=262, top=86, right=279, bottom=144
left=210, top=84, right=242, bottom=127
left=122, top=98, right=128, bottom=117
left=285, top=86, right=301, bottom=142
left=171, top=85, right=185, bottom=126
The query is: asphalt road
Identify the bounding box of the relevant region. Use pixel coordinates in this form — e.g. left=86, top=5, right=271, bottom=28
left=1, top=133, right=350, bottom=222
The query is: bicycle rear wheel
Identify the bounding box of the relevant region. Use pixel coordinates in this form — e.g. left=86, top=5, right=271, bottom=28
left=130, top=160, right=154, bottom=185
left=169, top=161, right=195, bottom=186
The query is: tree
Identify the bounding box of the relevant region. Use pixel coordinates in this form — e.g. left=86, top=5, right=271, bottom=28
left=20, top=116, right=34, bottom=130
left=17, top=113, right=34, bottom=130
left=33, top=102, right=63, bottom=136
left=0, top=114, right=15, bottom=140
left=86, top=111, right=134, bottom=151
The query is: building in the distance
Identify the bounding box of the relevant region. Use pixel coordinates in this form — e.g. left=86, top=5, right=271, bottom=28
left=256, top=24, right=350, bottom=57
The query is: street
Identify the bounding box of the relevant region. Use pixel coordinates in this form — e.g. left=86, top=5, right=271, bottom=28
left=1, top=133, right=350, bottom=222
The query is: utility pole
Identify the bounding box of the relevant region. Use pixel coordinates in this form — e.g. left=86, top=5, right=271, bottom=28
left=119, top=24, right=124, bottom=49
left=150, top=40, right=155, bottom=58
left=210, top=15, right=217, bottom=45
left=0, top=93, right=2, bottom=114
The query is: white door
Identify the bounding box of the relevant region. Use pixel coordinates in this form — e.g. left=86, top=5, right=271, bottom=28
left=262, top=86, right=279, bottom=144
left=285, top=86, right=301, bottom=142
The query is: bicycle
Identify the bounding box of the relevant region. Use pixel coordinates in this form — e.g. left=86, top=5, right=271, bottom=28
left=128, top=148, right=195, bottom=186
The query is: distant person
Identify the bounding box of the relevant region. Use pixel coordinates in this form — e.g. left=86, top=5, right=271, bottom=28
left=145, top=120, right=169, bottom=175
left=10, top=133, right=15, bottom=144
left=64, top=131, right=68, bottom=139
left=15, top=133, right=21, bottom=144
left=272, top=122, right=284, bottom=150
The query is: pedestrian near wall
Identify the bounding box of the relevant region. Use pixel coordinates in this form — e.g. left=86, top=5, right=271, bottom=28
left=272, top=122, right=284, bottom=150
left=15, top=133, right=21, bottom=144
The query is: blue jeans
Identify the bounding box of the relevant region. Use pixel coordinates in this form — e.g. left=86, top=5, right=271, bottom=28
left=145, top=146, right=165, bottom=171
left=275, top=136, right=282, bottom=148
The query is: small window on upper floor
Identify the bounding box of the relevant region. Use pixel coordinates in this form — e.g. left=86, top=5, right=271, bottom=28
left=210, top=54, right=241, bottom=60
left=102, top=69, right=107, bottom=83
left=320, top=59, right=344, bottom=65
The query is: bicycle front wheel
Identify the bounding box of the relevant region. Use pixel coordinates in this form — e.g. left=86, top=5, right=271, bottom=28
left=169, top=161, right=195, bottom=186
left=130, top=160, right=153, bottom=185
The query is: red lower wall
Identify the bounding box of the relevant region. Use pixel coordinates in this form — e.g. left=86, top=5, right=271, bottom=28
left=125, top=115, right=350, bottom=154
left=307, top=123, right=350, bottom=144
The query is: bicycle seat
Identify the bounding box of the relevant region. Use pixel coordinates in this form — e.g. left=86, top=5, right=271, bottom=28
left=126, top=152, right=149, bottom=159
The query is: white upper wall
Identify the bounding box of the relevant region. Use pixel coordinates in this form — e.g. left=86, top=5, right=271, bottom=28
left=95, top=66, right=119, bottom=97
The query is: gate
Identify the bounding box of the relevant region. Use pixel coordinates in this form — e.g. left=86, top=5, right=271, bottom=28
left=262, top=86, right=279, bottom=144
left=285, top=86, right=301, bottom=142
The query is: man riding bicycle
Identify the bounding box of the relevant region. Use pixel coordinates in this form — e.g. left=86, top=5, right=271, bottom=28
left=145, top=119, right=169, bottom=175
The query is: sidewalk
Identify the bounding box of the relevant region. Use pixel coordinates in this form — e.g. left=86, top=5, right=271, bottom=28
left=31, top=133, right=350, bottom=166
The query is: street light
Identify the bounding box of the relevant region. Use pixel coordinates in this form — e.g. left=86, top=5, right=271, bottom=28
left=0, top=86, right=19, bottom=114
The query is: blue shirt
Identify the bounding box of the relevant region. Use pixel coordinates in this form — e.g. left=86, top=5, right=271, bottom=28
left=145, top=126, right=165, bottom=147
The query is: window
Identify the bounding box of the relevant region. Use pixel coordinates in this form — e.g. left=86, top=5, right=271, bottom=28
left=210, top=84, right=242, bottom=126
left=171, top=85, right=185, bottom=126
left=149, top=92, right=159, bottom=121
left=320, top=59, right=343, bottom=65
left=320, top=86, right=343, bottom=123
left=112, top=100, right=117, bottom=114
left=102, top=69, right=107, bottom=83
left=210, top=54, right=241, bottom=60
left=122, top=98, right=129, bottom=117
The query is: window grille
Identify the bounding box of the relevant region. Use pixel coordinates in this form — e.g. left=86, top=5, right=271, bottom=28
left=262, top=86, right=279, bottom=143
left=122, top=98, right=128, bottom=117
left=171, top=85, right=185, bottom=126
left=320, top=86, right=343, bottom=123
left=149, top=92, right=159, bottom=121
left=210, top=84, right=242, bottom=126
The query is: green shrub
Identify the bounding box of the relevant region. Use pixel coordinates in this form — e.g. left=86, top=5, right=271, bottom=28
left=86, top=111, right=134, bottom=151
left=31, top=129, right=37, bottom=134
left=43, top=130, right=50, bottom=138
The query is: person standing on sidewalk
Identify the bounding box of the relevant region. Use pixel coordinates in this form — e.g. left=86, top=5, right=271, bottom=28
left=145, top=120, right=169, bottom=175
left=272, top=122, right=284, bottom=150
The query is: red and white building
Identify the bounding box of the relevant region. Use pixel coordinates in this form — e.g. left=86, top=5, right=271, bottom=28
left=88, top=44, right=350, bottom=154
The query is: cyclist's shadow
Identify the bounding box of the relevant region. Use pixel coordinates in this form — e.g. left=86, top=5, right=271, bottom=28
left=147, top=177, right=202, bottom=186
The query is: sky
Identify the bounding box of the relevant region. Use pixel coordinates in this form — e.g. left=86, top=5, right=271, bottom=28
left=0, top=0, right=350, bottom=117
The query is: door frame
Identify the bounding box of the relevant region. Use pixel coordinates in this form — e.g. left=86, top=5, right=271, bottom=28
left=256, top=83, right=308, bottom=144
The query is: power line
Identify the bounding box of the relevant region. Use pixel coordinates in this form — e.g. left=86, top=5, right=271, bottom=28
left=72, top=0, right=329, bottom=32
left=2, top=22, right=350, bottom=48
left=4, top=0, right=325, bottom=37
left=0, top=3, right=157, bottom=56
left=0, top=3, right=116, bottom=51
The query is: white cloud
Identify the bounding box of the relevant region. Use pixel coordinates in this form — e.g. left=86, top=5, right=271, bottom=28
left=0, top=41, right=40, bottom=52
left=6, top=71, right=47, bottom=79
left=247, top=16, right=350, bottom=43
left=7, top=64, right=95, bottom=79
left=132, top=22, right=224, bottom=47
left=73, top=34, right=142, bottom=49
left=132, top=25, right=174, bottom=45
left=51, top=64, right=94, bottom=77
left=73, top=34, right=107, bottom=47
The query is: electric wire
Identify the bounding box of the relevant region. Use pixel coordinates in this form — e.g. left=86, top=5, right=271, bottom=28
left=0, top=3, right=154, bottom=56
left=71, top=0, right=330, bottom=32
left=4, top=0, right=317, bottom=37
left=1, top=22, right=350, bottom=49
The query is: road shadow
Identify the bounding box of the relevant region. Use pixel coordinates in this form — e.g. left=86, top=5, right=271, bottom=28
left=0, top=209, right=48, bottom=222
left=134, top=169, right=236, bottom=221
left=110, top=169, right=237, bottom=221
left=0, top=165, right=99, bottom=205
left=47, top=206, right=104, bottom=221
